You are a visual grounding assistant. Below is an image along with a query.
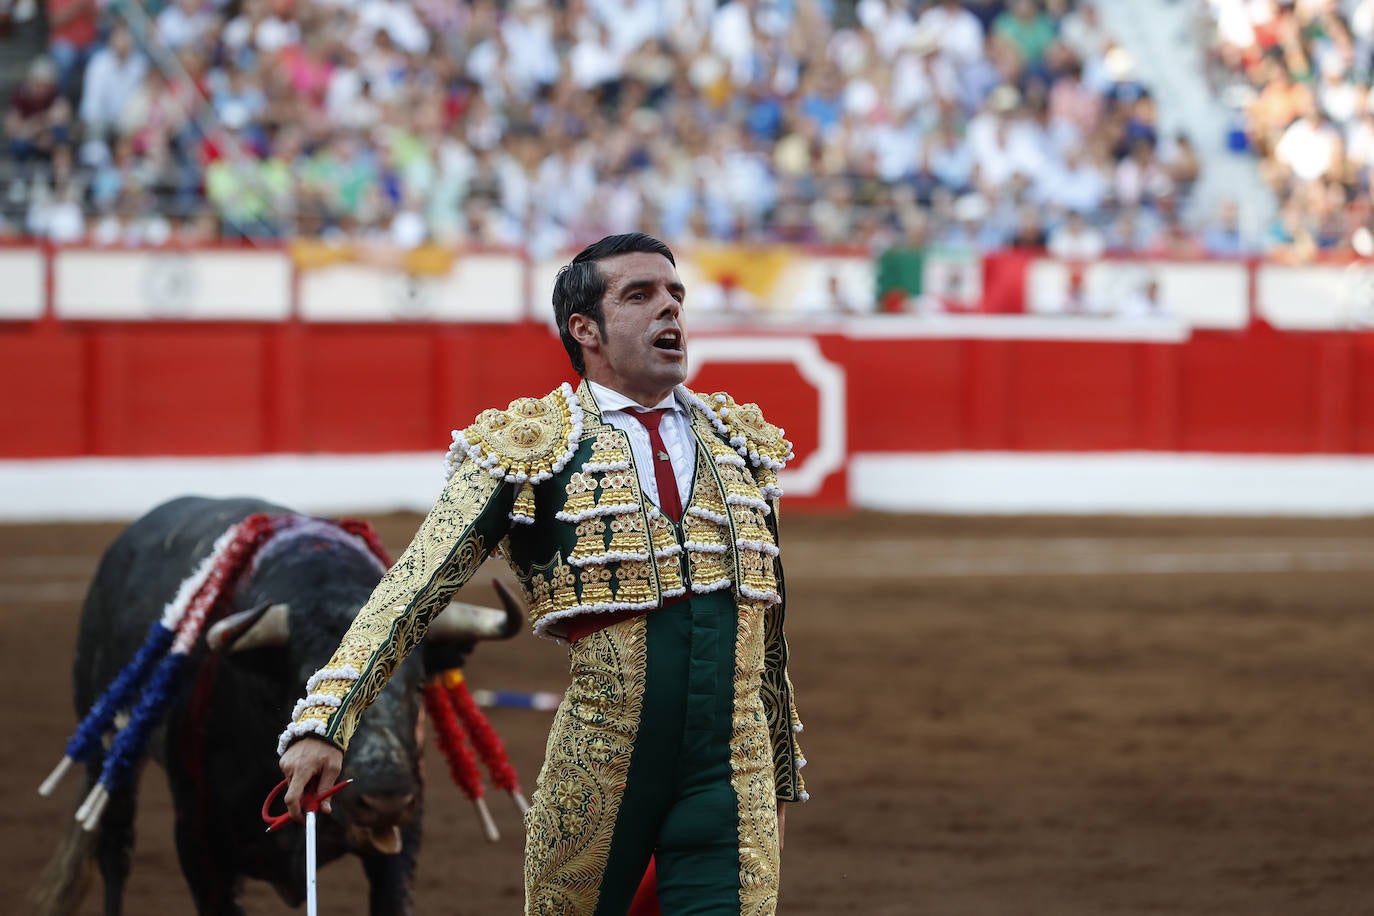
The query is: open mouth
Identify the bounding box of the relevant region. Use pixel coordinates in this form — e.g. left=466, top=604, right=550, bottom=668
left=350, top=823, right=404, bottom=855
left=652, top=330, right=683, bottom=353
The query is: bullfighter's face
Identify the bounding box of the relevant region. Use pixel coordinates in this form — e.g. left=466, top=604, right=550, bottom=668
left=573, top=251, right=688, bottom=408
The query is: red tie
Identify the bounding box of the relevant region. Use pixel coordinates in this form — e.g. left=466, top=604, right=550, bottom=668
left=629, top=408, right=682, bottom=522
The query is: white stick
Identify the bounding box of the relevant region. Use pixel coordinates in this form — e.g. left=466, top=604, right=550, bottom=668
left=306, top=809, right=318, bottom=916
left=474, top=797, right=500, bottom=843
left=38, top=756, right=74, bottom=797
left=81, top=792, right=110, bottom=833
left=510, top=790, right=530, bottom=815
left=74, top=783, right=106, bottom=828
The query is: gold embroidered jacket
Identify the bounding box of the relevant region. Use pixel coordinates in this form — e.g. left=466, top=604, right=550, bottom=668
left=281, top=380, right=807, bottom=802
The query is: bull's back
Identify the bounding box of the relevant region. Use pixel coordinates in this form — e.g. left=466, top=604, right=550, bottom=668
left=73, top=496, right=288, bottom=715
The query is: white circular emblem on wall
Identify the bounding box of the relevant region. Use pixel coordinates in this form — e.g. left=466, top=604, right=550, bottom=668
left=142, top=254, right=196, bottom=317
left=685, top=337, right=846, bottom=497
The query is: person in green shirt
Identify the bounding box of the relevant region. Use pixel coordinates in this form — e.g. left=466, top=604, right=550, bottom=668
left=994, top=0, right=1059, bottom=71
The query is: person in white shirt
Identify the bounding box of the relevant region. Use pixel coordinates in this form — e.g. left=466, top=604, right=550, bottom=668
left=916, top=0, right=986, bottom=72
left=1117, top=277, right=1171, bottom=320
left=79, top=26, right=147, bottom=140
left=1048, top=209, right=1106, bottom=261
left=1274, top=107, right=1344, bottom=183
left=155, top=0, right=212, bottom=52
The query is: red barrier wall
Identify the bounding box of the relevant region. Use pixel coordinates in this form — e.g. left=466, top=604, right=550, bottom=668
left=9, top=318, right=1374, bottom=510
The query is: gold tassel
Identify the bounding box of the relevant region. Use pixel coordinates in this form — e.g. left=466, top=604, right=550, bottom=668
left=512, top=482, right=536, bottom=521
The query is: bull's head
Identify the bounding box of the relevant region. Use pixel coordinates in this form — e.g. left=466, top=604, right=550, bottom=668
left=203, top=578, right=525, bottom=856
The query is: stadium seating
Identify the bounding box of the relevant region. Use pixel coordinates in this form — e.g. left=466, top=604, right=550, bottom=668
left=2, top=0, right=1289, bottom=291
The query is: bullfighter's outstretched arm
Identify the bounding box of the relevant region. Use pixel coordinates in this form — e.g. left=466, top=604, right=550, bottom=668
left=281, top=455, right=516, bottom=756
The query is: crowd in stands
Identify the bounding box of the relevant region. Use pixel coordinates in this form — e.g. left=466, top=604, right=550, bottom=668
left=1204, top=0, right=1374, bottom=259
left=3, top=0, right=1248, bottom=270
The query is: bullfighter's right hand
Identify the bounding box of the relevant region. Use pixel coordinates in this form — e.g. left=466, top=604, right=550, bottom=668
left=279, top=736, right=344, bottom=822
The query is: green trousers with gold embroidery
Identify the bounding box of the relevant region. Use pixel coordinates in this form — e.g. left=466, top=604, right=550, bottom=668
left=524, top=592, right=781, bottom=915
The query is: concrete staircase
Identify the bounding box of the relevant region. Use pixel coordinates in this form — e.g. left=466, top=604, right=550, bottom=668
left=1095, top=0, right=1277, bottom=239
left=0, top=1, right=46, bottom=109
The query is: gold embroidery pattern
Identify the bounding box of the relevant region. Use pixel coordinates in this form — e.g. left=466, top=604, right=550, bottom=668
left=648, top=511, right=685, bottom=596
left=681, top=436, right=737, bottom=593
left=684, top=492, right=733, bottom=593
left=595, top=468, right=641, bottom=512
left=294, top=458, right=504, bottom=750
left=548, top=561, right=578, bottom=613
left=450, top=384, right=583, bottom=484
left=760, top=599, right=805, bottom=802
left=525, top=618, right=648, bottom=915
left=731, top=602, right=781, bottom=913
left=578, top=563, right=614, bottom=607
left=560, top=471, right=599, bottom=520
left=584, top=429, right=632, bottom=471
left=570, top=517, right=609, bottom=566
left=689, top=414, right=782, bottom=605
left=511, top=482, right=537, bottom=524
left=607, top=512, right=651, bottom=559
left=612, top=559, right=655, bottom=605
left=681, top=387, right=793, bottom=474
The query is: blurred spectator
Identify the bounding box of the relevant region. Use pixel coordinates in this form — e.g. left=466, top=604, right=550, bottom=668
left=1039, top=144, right=1110, bottom=213
left=942, top=192, right=1006, bottom=250
left=1116, top=275, right=1171, bottom=319
left=157, top=0, right=215, bottom=53
left=1104, top=206, right=1158, bottom=253
left=5, top=57, right=72, bottom=167
left=917, top=0, right=986, bottom=72
left=795, top=268, right=871, bottom=315
left=1273, top=106, right=1344, bottom=184
left=46, top=0, right=98, bottom=99
left=79, top=26, right=147, bottom=147
left=1047, top=209, right=1105, bottom=259
left=993, top=0, right=1058, bottom=74
left=1059, top=1, right=1109, bottom=64
left=1201, top=198, right=1253, bottom=257
left=1008, top=205, right=1049, bottom=248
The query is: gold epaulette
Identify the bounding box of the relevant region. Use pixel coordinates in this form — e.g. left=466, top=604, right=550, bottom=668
left=445, top=382, right=584, bottom=486
left=682, top=388, right=794, bottom=474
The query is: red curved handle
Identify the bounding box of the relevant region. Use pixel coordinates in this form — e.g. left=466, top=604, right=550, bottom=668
left=261, top=778, right=353, bottom=833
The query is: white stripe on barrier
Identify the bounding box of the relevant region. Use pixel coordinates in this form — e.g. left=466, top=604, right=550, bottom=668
left=850, top=452, right=1374, bottom=516
left=5, top=451, right=1374, bottom=520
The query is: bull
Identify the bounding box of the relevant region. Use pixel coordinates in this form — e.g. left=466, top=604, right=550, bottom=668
left=34, top=495, right=522, bottom=915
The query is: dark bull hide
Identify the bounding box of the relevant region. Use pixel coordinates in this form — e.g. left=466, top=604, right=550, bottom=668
left=36, top=496, right=522, bottom=916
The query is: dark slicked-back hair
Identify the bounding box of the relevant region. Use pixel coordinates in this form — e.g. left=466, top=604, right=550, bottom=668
left=553, top=233, right=677, bottom=375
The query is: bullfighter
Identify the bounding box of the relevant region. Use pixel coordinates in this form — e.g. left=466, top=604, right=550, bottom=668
left=277, top=232, right=807, bottom=915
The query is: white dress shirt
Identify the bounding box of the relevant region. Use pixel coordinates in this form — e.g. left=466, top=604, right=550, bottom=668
left=587, top=381, right=695, bottom=513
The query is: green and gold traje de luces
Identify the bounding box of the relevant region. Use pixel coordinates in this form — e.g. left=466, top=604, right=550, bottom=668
left=286, top=379, right=806, bottom=803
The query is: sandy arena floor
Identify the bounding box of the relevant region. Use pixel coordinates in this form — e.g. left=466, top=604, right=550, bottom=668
left=7, top=511, right=1374, bottom=915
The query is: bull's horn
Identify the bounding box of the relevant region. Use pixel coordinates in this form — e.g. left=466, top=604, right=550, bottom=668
left=427, top=581, right=524, bottom=642
left=490, top=579, right=526, bottom=637
left=205, top=602, right=290, bottom=652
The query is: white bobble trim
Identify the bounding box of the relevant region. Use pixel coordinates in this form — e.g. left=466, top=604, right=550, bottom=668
left=277, top=719, right=329, bottom=756
left=304, top=665, right=360, bottom=693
